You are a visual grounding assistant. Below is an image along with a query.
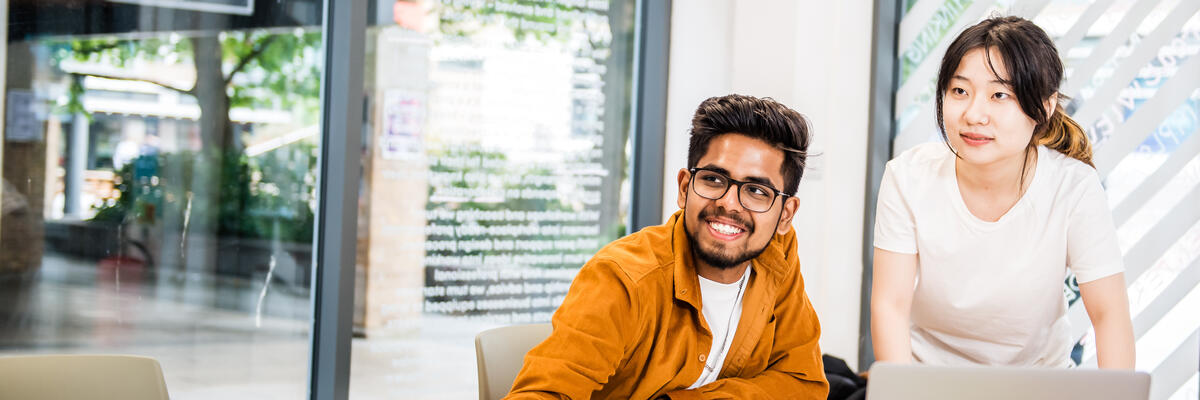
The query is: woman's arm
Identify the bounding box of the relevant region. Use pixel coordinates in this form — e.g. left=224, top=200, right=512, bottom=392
left=1079, top=273, right=1135, bottom=369
left=871, top=247, right=919, bottom=364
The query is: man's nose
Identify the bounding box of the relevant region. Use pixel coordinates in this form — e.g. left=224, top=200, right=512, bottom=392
left=716, top=183, right=743, bottom=211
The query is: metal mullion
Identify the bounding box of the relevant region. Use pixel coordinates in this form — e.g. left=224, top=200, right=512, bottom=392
left=859, top=0, right=901, bottom=370
left=308, top=1, right=366, bottom=399
left=629, top=0, right=671, bottom=232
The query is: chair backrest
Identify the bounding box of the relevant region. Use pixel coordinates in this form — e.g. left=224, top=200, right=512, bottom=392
left=0, top=354, right=170, bottom=400
left=475, top=323, right=553, bottom=400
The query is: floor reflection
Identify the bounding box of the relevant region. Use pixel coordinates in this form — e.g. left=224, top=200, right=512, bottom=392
left=0, top=249, right=495, bottom=399
left=0, top=250, right=310, bottom=398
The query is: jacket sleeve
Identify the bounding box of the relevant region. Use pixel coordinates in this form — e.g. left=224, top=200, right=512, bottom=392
left=504, top=257, right=639, bottom=399
left=663, top=232, right=828, bottom=400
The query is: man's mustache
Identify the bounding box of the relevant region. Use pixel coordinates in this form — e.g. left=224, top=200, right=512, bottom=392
left=697, top=206, right=753, bottom=231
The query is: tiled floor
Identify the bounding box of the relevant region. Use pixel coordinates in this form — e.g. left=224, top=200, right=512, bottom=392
left=0, top=252, right=492, bottom=399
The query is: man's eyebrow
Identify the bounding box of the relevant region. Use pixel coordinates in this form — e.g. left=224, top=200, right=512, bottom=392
left=697, top=164, right=777, bottom=187
left=741, top=175, right=776, bottom=187
left=698, top=164, right=730, bottom=176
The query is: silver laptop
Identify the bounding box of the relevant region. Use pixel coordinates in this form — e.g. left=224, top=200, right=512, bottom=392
left=866, top=363, right=1151, bottom=400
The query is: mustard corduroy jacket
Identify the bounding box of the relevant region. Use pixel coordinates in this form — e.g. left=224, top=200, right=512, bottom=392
left=506, top=210, right=828, bottom=399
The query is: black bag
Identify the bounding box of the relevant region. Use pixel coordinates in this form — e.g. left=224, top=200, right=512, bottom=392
left=823, top=354, right=866, bottom=400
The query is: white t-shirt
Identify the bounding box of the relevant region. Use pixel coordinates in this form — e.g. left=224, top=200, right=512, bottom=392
left=689, top=265, right=751, bottom=389
left=873, top=143, right=1123, bottom=367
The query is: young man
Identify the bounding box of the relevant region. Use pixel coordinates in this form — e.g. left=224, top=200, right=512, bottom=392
left=506, top=94, right=828, bottom=399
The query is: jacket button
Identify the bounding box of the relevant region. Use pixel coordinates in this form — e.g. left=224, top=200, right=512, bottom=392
left=681, top=289, right=687, bottom=294
left=698, top=354, right=707, bottom=362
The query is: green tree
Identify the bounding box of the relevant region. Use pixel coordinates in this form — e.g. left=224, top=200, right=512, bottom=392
left=48, top=29, right=322, bottom=151
left=47, top=29, right=322, bottom=271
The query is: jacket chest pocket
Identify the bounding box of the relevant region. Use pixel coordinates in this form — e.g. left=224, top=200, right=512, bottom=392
left=729, top=314, right=774, bottom=376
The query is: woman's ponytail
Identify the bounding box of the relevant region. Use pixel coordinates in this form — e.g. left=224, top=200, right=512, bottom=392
left=1037, top=103, right=1094, bottom=167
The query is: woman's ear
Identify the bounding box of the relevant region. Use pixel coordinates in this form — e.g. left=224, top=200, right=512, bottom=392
left=1044, top=93, right=1059, bottom=118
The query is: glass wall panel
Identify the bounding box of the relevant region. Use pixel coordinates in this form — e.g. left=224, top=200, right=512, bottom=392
left=1, top=1, right=325, bottom=398
left=893, top=1, right=1198, bottom=398
left=348, top=0, right=637, bottom=397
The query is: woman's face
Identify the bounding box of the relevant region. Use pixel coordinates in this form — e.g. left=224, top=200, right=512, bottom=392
left=942, top=47, right=1042, bottom=168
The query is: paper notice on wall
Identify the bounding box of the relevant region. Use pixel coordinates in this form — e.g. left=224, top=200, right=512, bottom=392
left=381, top=90, right=425, bottom=161
left=5, top=90, right=41, bottom=143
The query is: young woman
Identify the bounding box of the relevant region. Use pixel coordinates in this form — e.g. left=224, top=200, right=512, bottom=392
left=871, top=16, right=1135, bottom=368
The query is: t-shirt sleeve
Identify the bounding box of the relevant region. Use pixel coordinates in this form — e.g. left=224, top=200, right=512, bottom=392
left=1066, top=173, right=1124, bottom=283
left=873, top=163, right=918, bottom=254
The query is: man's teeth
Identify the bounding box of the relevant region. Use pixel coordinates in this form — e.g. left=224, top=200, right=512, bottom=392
left=709, top=221, right=743, bottom=235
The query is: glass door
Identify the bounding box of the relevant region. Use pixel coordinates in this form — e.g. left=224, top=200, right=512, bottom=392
left=1, top=1, right=326, bottom=398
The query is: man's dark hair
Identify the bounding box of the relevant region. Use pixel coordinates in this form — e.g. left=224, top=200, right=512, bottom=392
left=687, top=94, right=810, bottom=196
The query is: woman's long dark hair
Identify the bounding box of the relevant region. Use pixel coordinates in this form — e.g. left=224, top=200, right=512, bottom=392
left=935, top=16, right=1094, bottom=168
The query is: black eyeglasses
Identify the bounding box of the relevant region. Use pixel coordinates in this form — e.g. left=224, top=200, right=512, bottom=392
left=688, top=167, right=790, bottom=213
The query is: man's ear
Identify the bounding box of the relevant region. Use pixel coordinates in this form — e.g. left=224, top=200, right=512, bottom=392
left=676, top=168, right=690, bottom=210
left=775, top=195, right=800, bottom=235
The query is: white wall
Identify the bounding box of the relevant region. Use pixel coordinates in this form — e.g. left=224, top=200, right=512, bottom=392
left=664, top=0, right=875, bottom=370
left=661, top=0, right=735, bottom=202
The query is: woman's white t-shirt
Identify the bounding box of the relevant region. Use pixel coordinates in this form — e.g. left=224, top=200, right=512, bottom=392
left=873, top=143, right=1124, bottom=367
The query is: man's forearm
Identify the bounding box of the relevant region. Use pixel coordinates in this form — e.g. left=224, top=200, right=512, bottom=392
left=664, top=369, right=828, bottom=400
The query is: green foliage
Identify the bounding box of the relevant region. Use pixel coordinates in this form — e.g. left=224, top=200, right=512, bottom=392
left=45, top=29, right=323, bottom=126
left=232, top=142, right=319, bottom=242
left=46, top=36, right=192, bottom=68
left=54, top=28, right=323, bottom=242
left=432, top=0, right=606, bottom=43
left=91, top=143, right=318, bottom=243
left=60, top=77, right=90, bottom=120
left=224, top=30, right=324, bottom=125
left=90, top=152, right=164, bottom=225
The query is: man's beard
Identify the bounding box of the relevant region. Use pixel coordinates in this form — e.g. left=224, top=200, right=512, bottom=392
left=685, top=206, right=771, bottom=270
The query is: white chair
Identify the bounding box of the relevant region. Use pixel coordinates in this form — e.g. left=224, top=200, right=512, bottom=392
left=475, top=323, right=553, bottom=400
left=0, top=354, right=170, bottom=400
